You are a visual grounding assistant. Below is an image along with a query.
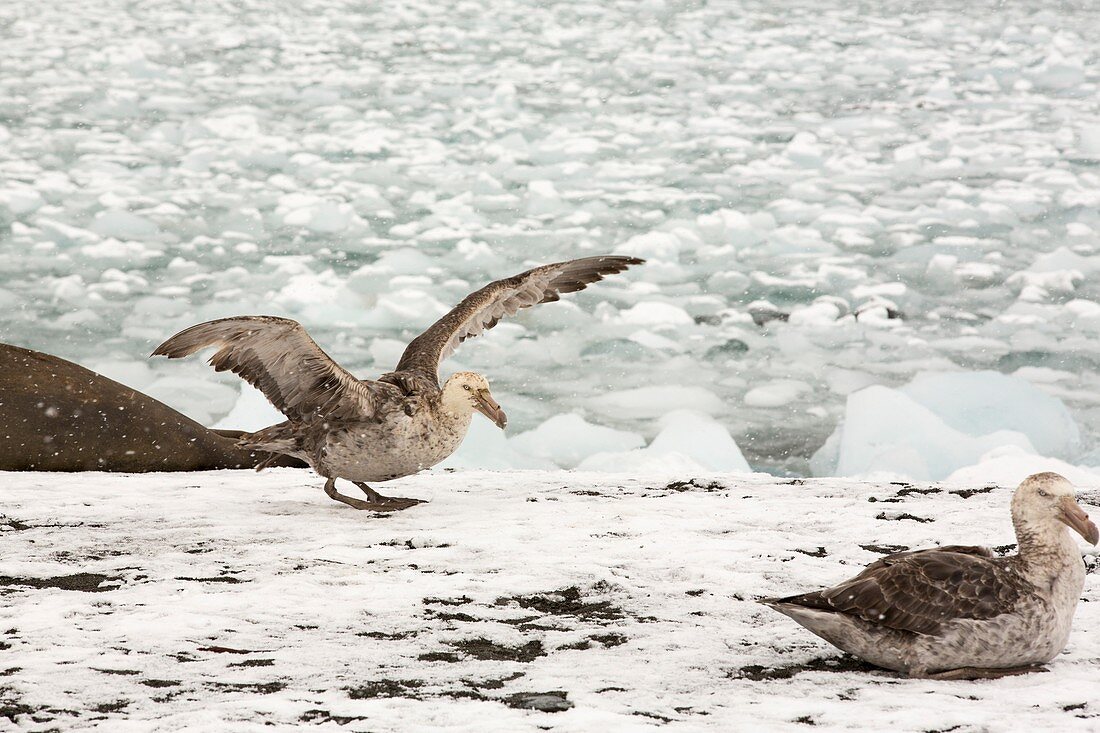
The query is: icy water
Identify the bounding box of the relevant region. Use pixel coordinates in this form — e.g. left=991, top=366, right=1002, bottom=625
left=2, top=0, right=1100, bottom=474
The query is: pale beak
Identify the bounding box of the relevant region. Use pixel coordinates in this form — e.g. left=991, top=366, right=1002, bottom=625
left=1059, top=495, right=1100, bottom=545
left=474, top=389, right=507, bottom=429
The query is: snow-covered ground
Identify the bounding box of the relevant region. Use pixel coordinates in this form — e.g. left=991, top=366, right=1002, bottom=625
left=3, top=0, right=1100, bottom=478
left=2, top=469, right=1098, bottom=731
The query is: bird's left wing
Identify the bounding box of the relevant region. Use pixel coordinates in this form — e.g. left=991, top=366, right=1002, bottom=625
left=772, top=548, right=1024, bottom=635
left=392, top=255, right=643, bottom=385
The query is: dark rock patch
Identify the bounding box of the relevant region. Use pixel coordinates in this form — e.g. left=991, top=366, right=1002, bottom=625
left=301, top=709, right=367, bottom=725
left=209, top=681, right=286, bottom=694
left=590, top=633, right=628, bottom=647
left=875, top=512, right=933, bottom=524
left=92, top=700, right=129, bottom=714
left=895, top=487, right=941, bottom=497
left=731, top=655, right=884, bottom=681
left=418, top=651, right=461, bottom=663
left=859, top=544, right=909, bottom=555
left=0, top=573, right=120, bottom=592
left=140, top=679, right=181, bottom=688
left=795, top=547, right=827, bottom=558
left=356, top=630, right=417, bottom=640
left=664, top=479, right=724, bottom=493
left=502, top=691, right=572, bottom=713
left=449, top=638, right=545, bottom=663
left=175, top=576, right=245, bottom=584
left=91, top=668, right=141, bottom=676
left=198, top=645, right=255, bottom=654
left=228, top=659, right=274, bottom=668
left=423, top=595, right=473, bottom=606
left=0, top=518, right=30, bottom=531
left=635, top=710, right=673, bottom=723
left=346, top=679, right=423, bottom=699
left=950, top=486, right=996, bottom=499
left=497, top=584, right=626, bottom=621
left=1, top=690, right=33, bottom=725
left=428, top=610, right=478, bottom=623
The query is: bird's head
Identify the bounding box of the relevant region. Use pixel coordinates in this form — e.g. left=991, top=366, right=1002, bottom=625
left=441, top=371, right=507, bottom=429
left=1012, top=472, right=1098, bottom=546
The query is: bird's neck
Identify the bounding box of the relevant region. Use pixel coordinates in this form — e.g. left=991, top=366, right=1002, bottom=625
left=1013, top=517, right=1084, bottom=585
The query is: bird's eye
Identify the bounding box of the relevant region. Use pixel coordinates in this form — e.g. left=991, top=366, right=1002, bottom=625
left=463, top=384, right=471, bottom=391
left=1038, top=489, right=1048, bottom=497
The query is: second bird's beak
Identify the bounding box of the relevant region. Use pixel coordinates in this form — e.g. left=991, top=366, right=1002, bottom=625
left=1059, top=495, right=1100, bottom=545
left=474, top=389, right=507, bottom=429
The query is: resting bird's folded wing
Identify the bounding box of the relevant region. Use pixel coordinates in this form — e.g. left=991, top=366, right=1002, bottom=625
left=153, top=316, right=390, bottom=422
left=394, top=255, right=643, bottom=385
left=778, top=549, right=1024, bottom=635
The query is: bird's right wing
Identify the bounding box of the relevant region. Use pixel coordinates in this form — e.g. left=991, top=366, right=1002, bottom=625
left=153, top=316, right=391, bottom=422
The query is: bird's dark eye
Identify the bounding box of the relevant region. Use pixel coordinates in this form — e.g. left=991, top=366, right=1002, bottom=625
left=1038, top=489, right=1048, bottom=497
left=463, top=384, right=471, bottom=391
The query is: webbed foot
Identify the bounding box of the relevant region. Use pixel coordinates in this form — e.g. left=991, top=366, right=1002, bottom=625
left=321, top=477, right=425, bottom=512
left=353, top=481, right=426, bottom=510
left=924, top=665, right=1048, bottom=680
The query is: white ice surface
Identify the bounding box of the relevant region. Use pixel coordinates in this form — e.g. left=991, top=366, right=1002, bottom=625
left=2, top=470, right=1098, bottom=731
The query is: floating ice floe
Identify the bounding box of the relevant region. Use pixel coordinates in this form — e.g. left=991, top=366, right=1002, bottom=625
left=579, top=410, right=750, bottom=473
left=813, top=371, right=1081, bottom=481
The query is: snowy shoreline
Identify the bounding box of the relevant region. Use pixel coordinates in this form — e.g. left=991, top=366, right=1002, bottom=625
left=3, top=469, right=1097, bottom=731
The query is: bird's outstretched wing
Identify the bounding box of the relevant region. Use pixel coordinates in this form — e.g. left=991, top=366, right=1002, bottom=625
left=393, top=255, right=643, bottom=385
left=153, top=316, right=391, bottom=422
left=765, top=546, right=1025, bottom=635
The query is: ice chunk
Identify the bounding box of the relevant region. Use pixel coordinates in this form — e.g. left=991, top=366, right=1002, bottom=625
left=616, top=301, right=693, bottom=326
left=525, top=180, right=564, bottom=216
left=1080, top=124, right=1100, bottom=160
left=144, top=376, right=239, bottom=427
left=615, top=231, right=683, bottom=262
left=743, top=380, right=811, bottom=408
left=812, top=384, right=1036, bottom=481
left=588, top=385, right=725, bottom=420
left=509, top=413, right=645, bottom=468
left=900, top=371, right=1079, bottom=458
left=813, top=370, right=1079, bottom=480
left=945, top=446, right=1100, bottom=489
left=578, top=410, right=750, bottom=473
left=211, top=383, right=286, bottom=432
left=646, top=410, right=750, bottom=472
left=90, top=210, right=159, bottom=239
left=0, top=186, right=45, bottom=218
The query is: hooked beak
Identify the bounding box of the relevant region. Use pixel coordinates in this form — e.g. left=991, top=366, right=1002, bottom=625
left=474, top=389, right=507, bottom=430
left=1059, top=495, right=1099, bottom=545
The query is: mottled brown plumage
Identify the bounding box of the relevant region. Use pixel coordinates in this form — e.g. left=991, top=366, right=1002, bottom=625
left=153, top=256, right=642, bottom=511
left=761, top=473, right=1098, bottom=679
left=774, top=545, right=1024, bottom=636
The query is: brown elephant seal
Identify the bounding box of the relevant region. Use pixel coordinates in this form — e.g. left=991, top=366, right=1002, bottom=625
left=0, top=342, right=305, bottom=472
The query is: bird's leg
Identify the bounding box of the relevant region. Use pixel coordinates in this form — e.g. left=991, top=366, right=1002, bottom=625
left=925, top=665, right=1048, bottom=681
left=353, top=481, right=426, bottom=510
left=321, top=476, right=412, bottom=512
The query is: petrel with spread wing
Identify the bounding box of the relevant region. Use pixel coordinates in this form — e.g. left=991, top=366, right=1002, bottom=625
left=153, top=256, right=642, bottom=511
left=761, top=472, right=1098, bottom=679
